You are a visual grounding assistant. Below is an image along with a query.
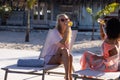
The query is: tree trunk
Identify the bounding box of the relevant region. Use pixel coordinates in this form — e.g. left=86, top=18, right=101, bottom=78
left=91, top=18, right=95, bottom=40
left=25, top=9, right=30, bottom=42
left=91, top=1, right=95, bottom=40
left=118, top=9, right=120, bottom=20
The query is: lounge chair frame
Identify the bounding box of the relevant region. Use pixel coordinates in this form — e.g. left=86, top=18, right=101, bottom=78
left=1, top=29, right=78, bottom=80
left=72, top=69, right=120, bottom=80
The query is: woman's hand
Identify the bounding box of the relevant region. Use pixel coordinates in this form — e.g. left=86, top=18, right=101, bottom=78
left=57, top=42, right=69, bottom=49
left=57, top=42, right=66, bottom=48
left=98, top=18, right=105, bottom=25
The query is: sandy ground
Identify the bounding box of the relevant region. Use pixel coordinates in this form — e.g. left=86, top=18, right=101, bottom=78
left=0, top=30, right=102, bottom=80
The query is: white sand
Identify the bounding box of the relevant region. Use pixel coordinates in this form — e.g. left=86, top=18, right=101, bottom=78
left=0, top=30, right=102, bottom=80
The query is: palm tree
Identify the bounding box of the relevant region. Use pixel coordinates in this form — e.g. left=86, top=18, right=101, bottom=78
left=86, top=2, right=120, bottom=40
left=0, top=0, right=36, bottom=42
left=25, top=0, right=36, bottom=42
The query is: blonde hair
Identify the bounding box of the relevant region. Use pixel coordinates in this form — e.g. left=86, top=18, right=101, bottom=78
left=56, top=13, right=67, bottom=27
left=55, top=13, right=72, bottom=44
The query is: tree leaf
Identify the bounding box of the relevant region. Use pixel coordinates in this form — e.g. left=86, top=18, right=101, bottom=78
left=27, top=0, right=36, bottom=9
left=86, top=7, right=93, bottom=15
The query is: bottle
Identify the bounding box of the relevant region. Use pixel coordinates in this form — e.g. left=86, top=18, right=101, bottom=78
left=97, top=18, right=105, bottom=25
left=68, top=21, right=73, bottom=27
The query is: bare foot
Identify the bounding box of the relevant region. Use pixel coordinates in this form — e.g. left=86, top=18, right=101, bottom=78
left=64, top=76, right=70, bottom=80
left=64, top=75, right=73, bottom=80
left=70, top=76, right=72, bottom=80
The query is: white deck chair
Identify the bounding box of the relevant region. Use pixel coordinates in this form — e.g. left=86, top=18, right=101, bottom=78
left=73, top=69, right=120, bottom=80
left=1, top=29, right=78, bottom=80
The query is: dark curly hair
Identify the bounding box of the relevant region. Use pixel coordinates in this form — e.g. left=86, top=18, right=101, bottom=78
left=105, top=18, right=120, bottom=40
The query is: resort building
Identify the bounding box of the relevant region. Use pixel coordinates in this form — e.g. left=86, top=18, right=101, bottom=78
left=0, top=0, right=119, bottom=31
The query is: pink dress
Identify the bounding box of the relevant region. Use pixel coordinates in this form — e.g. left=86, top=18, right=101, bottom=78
left=80, top=41, right=120, bottom=72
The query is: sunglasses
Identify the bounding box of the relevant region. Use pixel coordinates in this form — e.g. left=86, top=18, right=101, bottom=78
left=60, top=18, right=69, bottom=22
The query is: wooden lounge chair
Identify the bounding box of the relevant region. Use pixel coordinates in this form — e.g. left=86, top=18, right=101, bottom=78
left=1, top=29, right=78, bottom=80
left=72, top=69, right=120, bottom=80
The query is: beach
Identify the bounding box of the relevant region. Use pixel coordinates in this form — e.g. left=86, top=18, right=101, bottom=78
left=0, top=30, right=102, bottom=80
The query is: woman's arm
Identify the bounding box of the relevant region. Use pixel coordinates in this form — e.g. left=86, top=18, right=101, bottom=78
left=60, top=26, right=71, bottom=45
left=98, top=19, right=106, bottom=40
left=99, top=24, right=106, bottom=40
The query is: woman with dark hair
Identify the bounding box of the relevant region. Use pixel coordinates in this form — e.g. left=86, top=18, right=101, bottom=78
left=80, top=18, right=120, bottom=72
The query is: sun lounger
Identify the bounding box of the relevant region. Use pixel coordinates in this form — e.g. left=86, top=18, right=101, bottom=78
left=72, top=69, right=120, bottom=80
left=1, top=29, right=78, bottom=80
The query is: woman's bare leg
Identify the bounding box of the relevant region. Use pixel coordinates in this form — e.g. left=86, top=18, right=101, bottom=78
left=69, top=54, right=73, bottom=80
left=61, top=51, right=69, bottom=80
left=80, top=51, right=95, bottom=70
left=61, top=48, right=72, bottom=80
left=48, top=48, right=62, bottom=64
left=48, top=48, right=73, bottom=80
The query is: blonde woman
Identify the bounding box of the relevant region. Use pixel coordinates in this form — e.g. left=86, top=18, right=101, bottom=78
left=44, top=14, right=73, bottom=80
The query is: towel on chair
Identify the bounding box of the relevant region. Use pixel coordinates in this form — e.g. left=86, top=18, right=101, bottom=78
left=17, top=59, right=44, bottom=67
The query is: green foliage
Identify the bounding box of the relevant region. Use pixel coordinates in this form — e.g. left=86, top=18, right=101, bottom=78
left=96, top=2, right=119, bottom=19
left=27, top=0, right=37, bottom=9
left=86, top=7, right=93, bottom=15
left=86, top=2, right=120, bottom=40
left=86, top=2, right=120, bottom=20
left=0, top=5, right=12, bottom=18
